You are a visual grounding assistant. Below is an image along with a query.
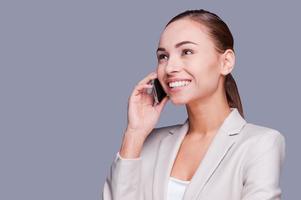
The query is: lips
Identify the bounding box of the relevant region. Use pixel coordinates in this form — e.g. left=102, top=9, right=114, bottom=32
left=166, top=78, right=192, bottom=84
left=167, top=80, right=192, bottom=94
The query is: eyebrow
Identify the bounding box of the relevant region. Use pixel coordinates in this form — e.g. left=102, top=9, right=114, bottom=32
left=156, top=41, right=198, bottom=53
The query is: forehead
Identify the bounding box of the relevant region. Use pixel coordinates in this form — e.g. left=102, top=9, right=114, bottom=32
left=158, top=19, right=213, bottom=49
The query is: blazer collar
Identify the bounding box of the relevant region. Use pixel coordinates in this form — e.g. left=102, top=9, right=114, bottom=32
left=152, top=107, right=247, bottom=200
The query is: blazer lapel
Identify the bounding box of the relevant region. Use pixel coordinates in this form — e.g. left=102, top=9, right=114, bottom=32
left=152, top=118, right=189, bottom=200
left=183, top=108, right=247, bottom=200
left=152, top=108, right=247, bottom=200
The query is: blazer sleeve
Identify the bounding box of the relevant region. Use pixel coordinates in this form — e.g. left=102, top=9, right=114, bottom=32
left=241, top=130, right=286, bottom=200
left=102, top=151, right=143, bottom=200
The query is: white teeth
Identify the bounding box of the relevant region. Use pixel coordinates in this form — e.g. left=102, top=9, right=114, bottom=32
left=169, top=80, right=191, bottom=88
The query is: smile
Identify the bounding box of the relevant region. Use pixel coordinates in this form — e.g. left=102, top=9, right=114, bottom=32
left=168, top=80, right=191, bottom=88
left=168, top=80, right=191, bottom=94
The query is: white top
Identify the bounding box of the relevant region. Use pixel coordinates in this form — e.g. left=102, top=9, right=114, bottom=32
left=167, top=176, right=190, bottom=200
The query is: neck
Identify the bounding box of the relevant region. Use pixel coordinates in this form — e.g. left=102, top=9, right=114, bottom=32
left=185, top=89, right=231, bottom=139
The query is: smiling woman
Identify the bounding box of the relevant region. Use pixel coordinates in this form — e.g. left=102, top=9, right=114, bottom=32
left=102, top=9, right=286, bottom=200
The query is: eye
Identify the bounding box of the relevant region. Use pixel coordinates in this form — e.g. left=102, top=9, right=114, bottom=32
left=182, top=49, right=193, bottom=55
left=157, top=54, right=168, bottom=61
left=157, top=49, right=193, bottom=62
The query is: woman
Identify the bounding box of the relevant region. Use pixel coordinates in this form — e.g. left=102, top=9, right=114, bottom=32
left=102, top=9, right=285, bottom=200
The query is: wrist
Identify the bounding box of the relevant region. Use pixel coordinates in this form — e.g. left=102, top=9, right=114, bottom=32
left=119, top=131, right=146, bottom=159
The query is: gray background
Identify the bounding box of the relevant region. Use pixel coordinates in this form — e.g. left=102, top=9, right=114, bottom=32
left=1, top=0, right=299, bottom=199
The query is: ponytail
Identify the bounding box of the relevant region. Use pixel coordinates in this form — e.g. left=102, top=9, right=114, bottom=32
left=225, top=73, right=244, bottom=118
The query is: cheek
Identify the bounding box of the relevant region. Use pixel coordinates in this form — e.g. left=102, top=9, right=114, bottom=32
left=156, top=66, right=165, bottom=83
left=156, top=66, right=168, bottom=90
left=194, top=63, right=220, bottom=94
left=156, top=65, right=164, bottom=76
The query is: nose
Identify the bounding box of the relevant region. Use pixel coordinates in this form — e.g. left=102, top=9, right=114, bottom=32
left=164, top=55, right=183, bottom=75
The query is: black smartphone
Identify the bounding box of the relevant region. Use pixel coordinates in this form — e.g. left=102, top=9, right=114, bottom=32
left=151, top=78, right=167, bottom=106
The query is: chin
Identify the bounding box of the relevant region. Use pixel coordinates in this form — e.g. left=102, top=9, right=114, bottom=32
left=170, top=96, right=189, bottom=105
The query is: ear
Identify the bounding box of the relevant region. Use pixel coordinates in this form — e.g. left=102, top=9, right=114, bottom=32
left=219, top=49, right=235, bottom=76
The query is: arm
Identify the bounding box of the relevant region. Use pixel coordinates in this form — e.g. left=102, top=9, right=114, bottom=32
left=102, top=152, right=142, bottom=200
left=241, top=131, right=286, bottom=200
left=102, top=130, right=146, bottom=200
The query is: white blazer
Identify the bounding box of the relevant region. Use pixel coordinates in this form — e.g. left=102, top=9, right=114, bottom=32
left=102, top=107, right=286, bottom=200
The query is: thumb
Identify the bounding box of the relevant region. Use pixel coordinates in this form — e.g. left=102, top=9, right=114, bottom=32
left=157, top=95, right=169, bottom=111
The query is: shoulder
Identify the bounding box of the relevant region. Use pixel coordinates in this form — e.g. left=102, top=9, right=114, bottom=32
left=239, top=122, right=286, bottom=163
left=241, top=123, right=286, bottom=146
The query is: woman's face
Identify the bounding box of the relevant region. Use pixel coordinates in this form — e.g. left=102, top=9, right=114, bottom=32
left=156, top=18, right=227, bottom=105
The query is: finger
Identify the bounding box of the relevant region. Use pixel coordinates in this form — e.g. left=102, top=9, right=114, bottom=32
left=156, top=96, right=169, bottom=110
left=137, top=71, right=157, bottom=86
left=135, top=83, right=153, bottom=91
left=161, top=95, right=169, bottom=105
left=133, top=84, right=153, bottom=96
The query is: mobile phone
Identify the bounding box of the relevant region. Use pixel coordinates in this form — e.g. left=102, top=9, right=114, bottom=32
left=151, top=78, right=167, bottom=106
